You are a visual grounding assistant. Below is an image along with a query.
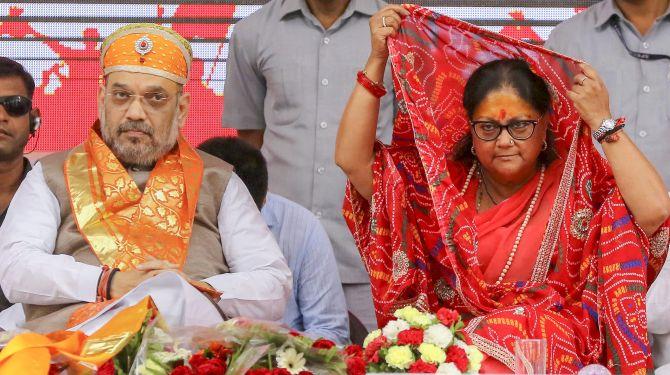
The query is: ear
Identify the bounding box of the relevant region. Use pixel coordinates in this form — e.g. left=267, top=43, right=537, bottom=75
left=176, top=91, right=191, bottom=129
left=30, top=107, right=41, bottom=130
left=97, top=81, right=106, bottom=117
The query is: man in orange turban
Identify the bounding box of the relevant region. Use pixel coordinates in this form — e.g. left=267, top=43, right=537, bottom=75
left=0, top=24, right=291, bottom=333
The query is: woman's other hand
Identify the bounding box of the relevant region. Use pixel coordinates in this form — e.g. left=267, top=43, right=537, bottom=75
left=567, top=63, right=613, bottom=131
left=369, top=5, right=409, bottom=62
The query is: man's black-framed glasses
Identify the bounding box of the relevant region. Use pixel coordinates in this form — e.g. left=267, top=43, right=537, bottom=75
left=0, top=95, right=32, bottom=117
left=470, top=118, right=539, bottom=141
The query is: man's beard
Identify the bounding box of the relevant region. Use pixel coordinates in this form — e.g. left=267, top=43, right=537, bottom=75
left=100, top=112, right=180, bottom=168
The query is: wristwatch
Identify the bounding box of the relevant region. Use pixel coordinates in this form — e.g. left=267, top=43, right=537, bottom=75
left=592, top=118, right=616, bottom=141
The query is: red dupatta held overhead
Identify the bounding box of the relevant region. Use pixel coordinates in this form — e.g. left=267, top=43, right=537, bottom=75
left=343, top=5, right=670, bottom=374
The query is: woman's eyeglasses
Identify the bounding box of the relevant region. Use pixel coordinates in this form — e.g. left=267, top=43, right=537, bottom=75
left=0, top=95, right=32, bottom=117
left=470, top=119, right=539, bottom=141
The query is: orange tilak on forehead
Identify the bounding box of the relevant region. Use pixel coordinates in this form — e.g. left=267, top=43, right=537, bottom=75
left=497, top=109, right=507, bottom=121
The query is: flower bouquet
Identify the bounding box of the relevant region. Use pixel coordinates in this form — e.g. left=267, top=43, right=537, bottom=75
left=132, top=318, right=348, bottom=374
left=342, top=307, right=483, bottom=374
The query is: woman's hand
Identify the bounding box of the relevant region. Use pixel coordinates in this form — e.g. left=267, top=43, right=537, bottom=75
left=567, top=63, right=613, bottom=131
left=369, top=5, right=409, bottom=62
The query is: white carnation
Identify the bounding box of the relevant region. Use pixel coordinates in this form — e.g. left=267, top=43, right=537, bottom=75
left=437, top=362, right=463, bottom=374
left=382, top=319, right=411, bottom=341
left=424, top=323, right=454, bottom=348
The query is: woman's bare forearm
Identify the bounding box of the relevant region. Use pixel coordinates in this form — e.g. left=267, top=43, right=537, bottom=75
left=335, top=4, right=408, bottom=201
left=335, top=57, right=388, bottom=200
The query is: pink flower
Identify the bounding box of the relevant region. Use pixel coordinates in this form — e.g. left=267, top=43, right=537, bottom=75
left=171, top=366, right=195, bottom=375
left=446, top=345, right=469, bottom=372
left=408, top=359, right=438, bottom=373
left=364, top=336, right=388, bottom=363
left=343, top=344, right=364, bottom=358
left=195, top=358, right=227, bottom=375
left=245, top=369, right=271, bottom=375
left=436, top=308, right=460, bottom=327
left=346, top=356, right=367, bottom=375
left=397, top=328, right=425, bottom=346
left=312, top=338, right=336, bottom=349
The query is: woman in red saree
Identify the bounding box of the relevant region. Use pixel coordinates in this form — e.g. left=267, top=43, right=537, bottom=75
left=335, top=5, right=670, bottom=374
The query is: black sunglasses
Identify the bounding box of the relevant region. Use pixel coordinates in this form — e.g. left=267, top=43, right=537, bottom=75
left=0, top=95, right=32, bottom=117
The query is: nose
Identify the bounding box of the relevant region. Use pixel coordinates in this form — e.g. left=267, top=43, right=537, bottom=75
left=495, top=127, right=515, bottom=147
left=0, top=105, right=9, bottom=122
left=125, top=95, right=147, bottom=121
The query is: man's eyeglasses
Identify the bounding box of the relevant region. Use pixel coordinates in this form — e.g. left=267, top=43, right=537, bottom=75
left=105, top=90, right=180, bottom=112
left=0, top=95, right=32, bottom=117
left=470, top=119, right=539, bottom=141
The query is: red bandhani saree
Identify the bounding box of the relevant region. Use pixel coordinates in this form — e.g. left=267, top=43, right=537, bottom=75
left=343, top=5, right=670, bottom=374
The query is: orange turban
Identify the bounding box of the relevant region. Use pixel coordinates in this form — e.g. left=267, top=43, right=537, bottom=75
left=100, top=24, right=192, bottom=85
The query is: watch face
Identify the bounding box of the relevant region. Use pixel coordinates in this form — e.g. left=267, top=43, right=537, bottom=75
left=602, top=119, right=616, bottom=131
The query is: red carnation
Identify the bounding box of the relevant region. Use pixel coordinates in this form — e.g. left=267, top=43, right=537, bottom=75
left=397, top=328, right=424, bottom=346
left=289, top=330, right=302, bottom=337
left=408, top=359, right=438, bottom=373
left=346, top=356, right=367, bottom=375
left=364, top=336, right=388, bottom=363
left=297, top=371, right=314, bottom=375
left=189, top=353, right=208, bottom=368
left=272, top=369, right=291, bottom=375
left=97, top=360, right=115, bottom=375
left=436, top=308, right=460, bottom=327
left=343, top=344, right=364, bottom=358
left=446, top=345, right=469, bottom=372
left=171, top=366, right=195, bottom=375
left=312, top=338, right=336, bottom=349
left=195, top=358, right=227, bottom=375
left=245, top=369, right=271, bottom=375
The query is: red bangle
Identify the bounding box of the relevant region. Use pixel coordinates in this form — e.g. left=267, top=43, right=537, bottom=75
left=357, top=70, right=387, bottom=98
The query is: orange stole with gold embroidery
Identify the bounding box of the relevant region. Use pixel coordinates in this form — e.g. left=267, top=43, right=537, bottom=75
left=62, top=127, right=203, bottom=327
left=65, top=127, right=203, bottom=271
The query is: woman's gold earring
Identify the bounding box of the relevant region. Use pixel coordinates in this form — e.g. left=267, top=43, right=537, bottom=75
left=542, top=141, right=548, bottom=151
left=471, top=145, right=476, bottom=155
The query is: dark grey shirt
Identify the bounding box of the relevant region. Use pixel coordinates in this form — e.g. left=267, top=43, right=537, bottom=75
left=545, top=0, right=670, bottom=185
left=0, top=157, right=32, bottom=311
left=223, top=0, right=395, bottom=283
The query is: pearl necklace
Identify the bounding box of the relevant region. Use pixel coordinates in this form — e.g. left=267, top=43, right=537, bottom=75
left=460, top=162, right=546, bottom=286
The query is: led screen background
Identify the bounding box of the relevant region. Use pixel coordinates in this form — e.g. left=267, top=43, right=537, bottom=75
left=0, top=0, right=598, bottom=152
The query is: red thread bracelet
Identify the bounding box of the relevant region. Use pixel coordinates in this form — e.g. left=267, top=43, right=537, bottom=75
left=96, top=265, right=110, bottom=302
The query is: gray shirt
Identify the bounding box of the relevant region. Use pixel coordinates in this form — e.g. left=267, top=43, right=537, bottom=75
left=544, top=0, right=670, bottom=185
left=223, top=0, right=394, bottom=283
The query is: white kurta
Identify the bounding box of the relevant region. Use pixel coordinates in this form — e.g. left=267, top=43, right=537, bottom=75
left=0, top=162, right=292, bottom=329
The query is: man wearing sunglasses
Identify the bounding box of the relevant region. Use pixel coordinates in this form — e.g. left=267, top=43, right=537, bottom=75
left=0, top=57, right=37, bottom=228
left=0, top=58, right=39, bottom=315
left=0, top=25, right=291, bottom=333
